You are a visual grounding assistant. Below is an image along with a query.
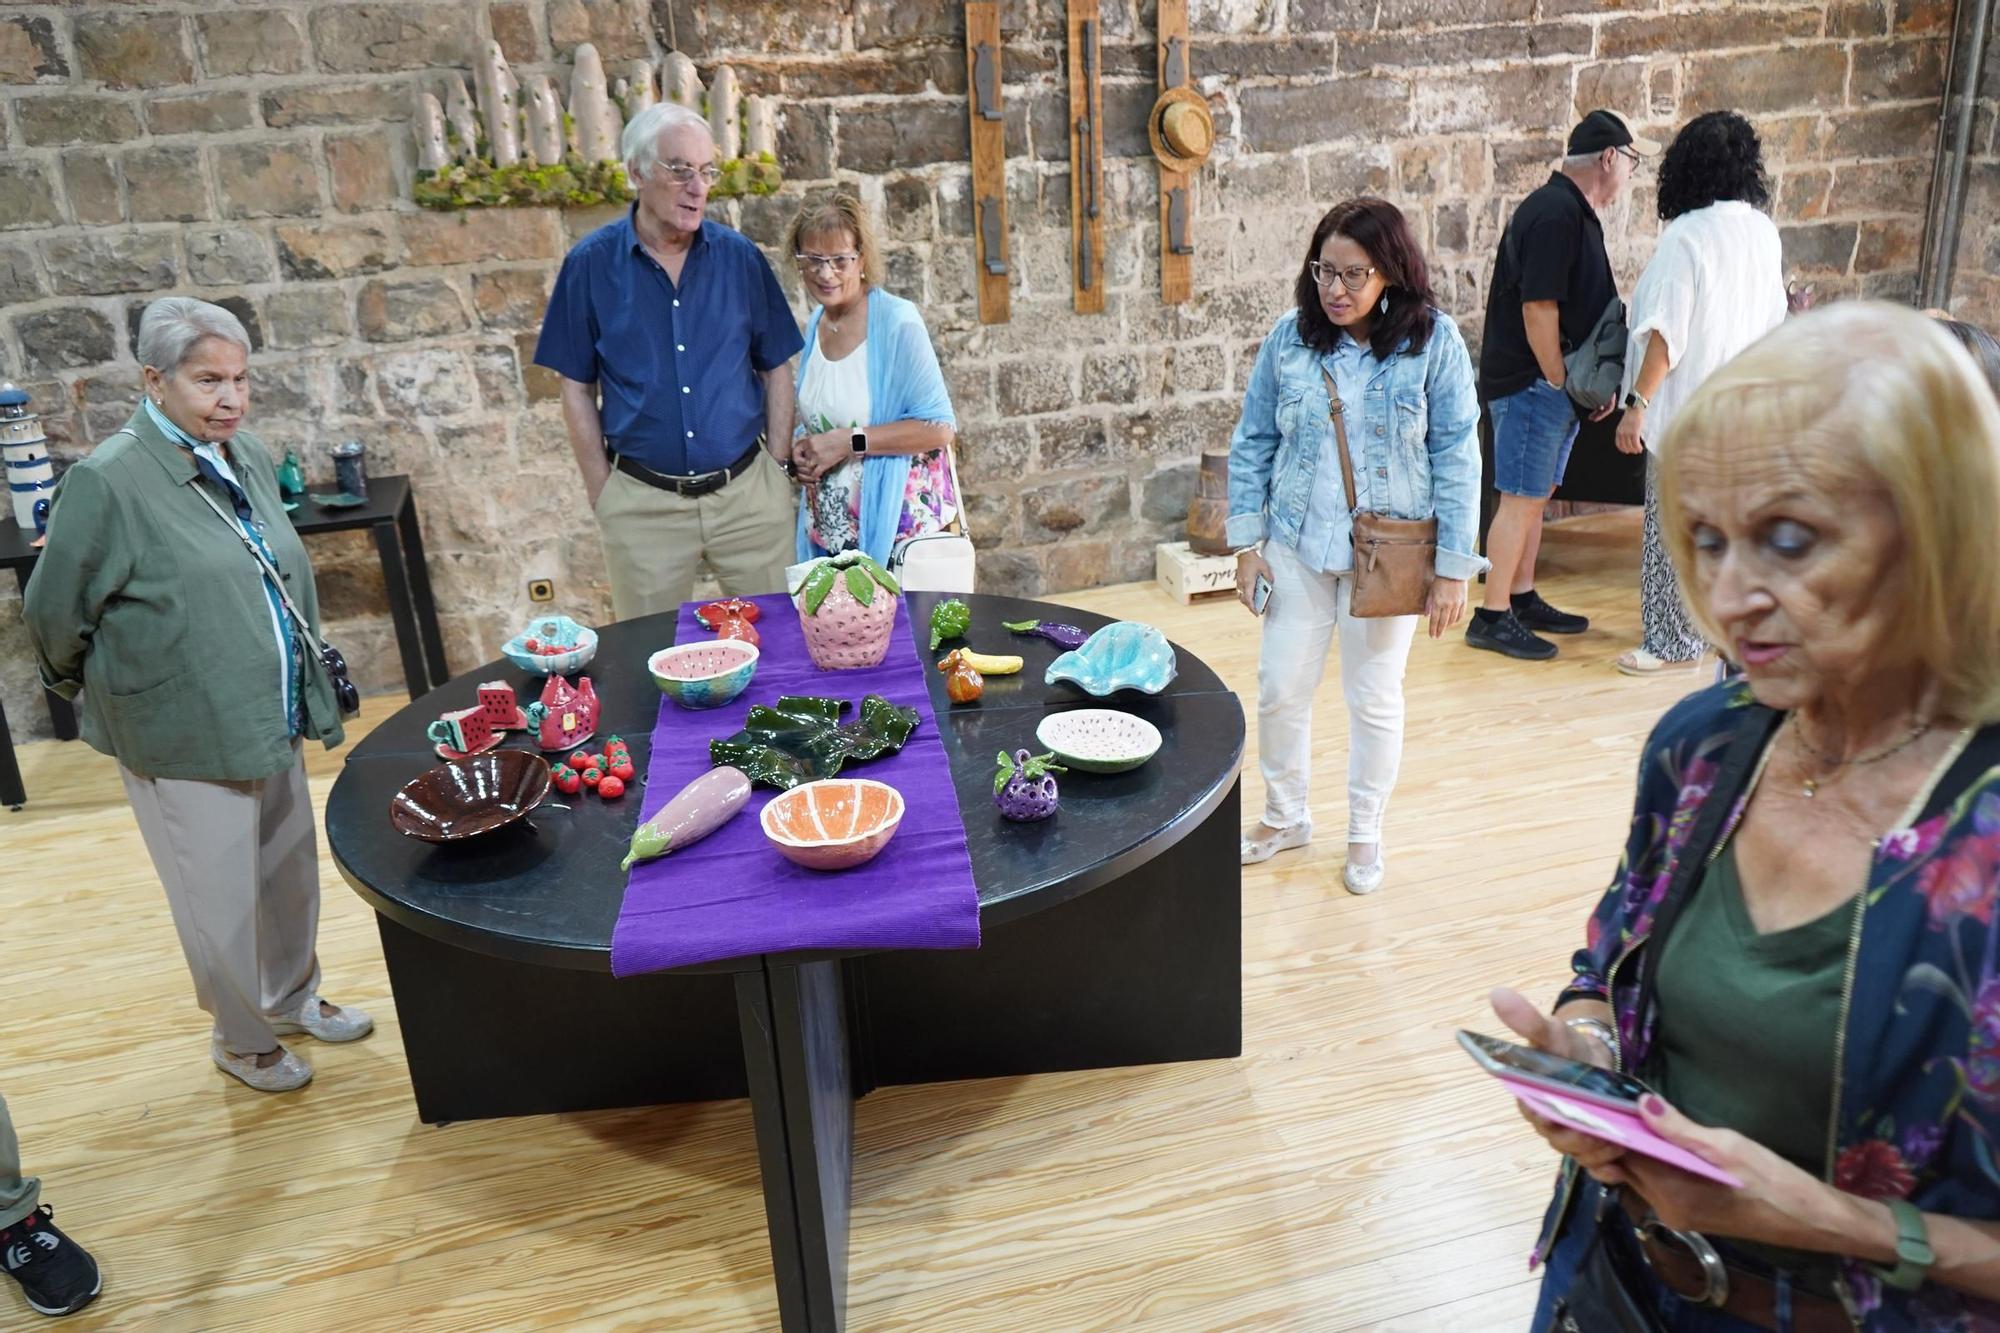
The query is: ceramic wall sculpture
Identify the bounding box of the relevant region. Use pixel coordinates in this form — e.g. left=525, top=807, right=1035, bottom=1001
left=1001, top=617, right=1089, bottom=649
left=696, top=598, right=761, bottom=645
left=1046, top=621, right=1179, bottom=695
left=527, top=674, right=599, bottom=751
left=415, top=42, right=783, bottom=209
left=648, top=640, right=760, bottom=710
left=623, top=766, right=753, bottom=869
left=710, top=694, right=920, bottom=790
left=1035, top=708, right=1163, bottom=773
left=795, top=551, right=902, bottom=670
left=994, top=749, right=1065, bottom=821
left=928, top=598, right=971, bottom=652
left=760, top=779, right=906, bottom=871
left=939, top=650, right=984, bottom=704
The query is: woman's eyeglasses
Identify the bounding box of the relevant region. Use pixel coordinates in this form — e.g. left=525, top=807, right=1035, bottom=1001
left=796, top=252, right=860, bottom=275
left=1309, top=262, right=1378, bottom=292
left=653, top=160, right=723, bottom=186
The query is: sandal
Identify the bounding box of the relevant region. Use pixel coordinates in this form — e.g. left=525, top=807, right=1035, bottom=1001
left=1613, top=648, right=1672, bottom=676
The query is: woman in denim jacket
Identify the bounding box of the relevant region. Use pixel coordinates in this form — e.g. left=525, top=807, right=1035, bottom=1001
left=1228, top=197, right=1486, bottom=893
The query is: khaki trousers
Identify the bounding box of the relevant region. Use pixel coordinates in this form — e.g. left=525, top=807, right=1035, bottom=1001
left=594, top=450, right=797, bottom=623
left=0, top=1094, right=37, bottom=1230
left=120, top=744, right=322, bottom=1058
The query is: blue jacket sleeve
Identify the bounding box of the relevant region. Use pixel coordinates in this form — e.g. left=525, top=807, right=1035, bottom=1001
left=1423, top=316, right=1489, bottom=581
left=1225, top=318, right=1287, bottom=549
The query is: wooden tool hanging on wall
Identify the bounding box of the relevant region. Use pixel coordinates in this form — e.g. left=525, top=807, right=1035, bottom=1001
left=1067, top=0, right=1105, bottom=314
left=1149, top=0, right=1214, bottom=305
left=965, top=1, right=1010, bottom=325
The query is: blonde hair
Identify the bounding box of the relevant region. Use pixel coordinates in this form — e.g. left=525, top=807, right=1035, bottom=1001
left=786, top=191, right=884, bottom=289
left=1658, top=300, right=2000, bottom=722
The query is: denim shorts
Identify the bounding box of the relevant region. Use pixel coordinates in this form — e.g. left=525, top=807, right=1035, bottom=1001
left=1490, top=378, right=1581, bottom=498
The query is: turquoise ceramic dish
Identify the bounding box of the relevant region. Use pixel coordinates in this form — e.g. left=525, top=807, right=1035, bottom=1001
left=1045, top=621, right=1178, bottom=696
left=502, top=615, right=599, bottom=675
left=649, top=640, right=760, bottom=709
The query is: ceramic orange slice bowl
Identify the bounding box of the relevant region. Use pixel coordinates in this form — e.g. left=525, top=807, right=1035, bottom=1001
left=759, top=778, right=906, bottom=872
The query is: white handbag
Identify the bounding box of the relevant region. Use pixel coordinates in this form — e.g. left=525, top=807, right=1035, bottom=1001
left=892, top=441, right=976, bottom=594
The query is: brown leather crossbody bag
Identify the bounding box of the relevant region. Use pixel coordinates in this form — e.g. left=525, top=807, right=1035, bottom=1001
left=1321, top=369, right=1435, bottom=618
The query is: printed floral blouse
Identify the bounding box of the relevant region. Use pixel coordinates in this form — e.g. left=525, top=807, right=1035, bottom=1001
left=1543, top=681, right=2000, bottom=1328
left=802, top=410, right=957, bottom=570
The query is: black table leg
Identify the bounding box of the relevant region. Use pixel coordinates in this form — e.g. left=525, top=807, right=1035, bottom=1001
left=12, top=565, right=75, bottom=740
left=396, top=491, right=449, bottom=689
left=0, top=694, right=25, bottom=810
left=740, top=959, right=853, bottom=1333
left=370, top=520, right=431, bottom=702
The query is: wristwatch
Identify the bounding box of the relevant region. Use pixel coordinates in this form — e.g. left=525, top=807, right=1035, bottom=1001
left=1564, top=1015, right=1617, bottom=1056
left=850, top=428, right=869, bottom=456
left=1623, top=389, right=1650, bottom=411
left=1876, top=1199, right=1935, bottom=1291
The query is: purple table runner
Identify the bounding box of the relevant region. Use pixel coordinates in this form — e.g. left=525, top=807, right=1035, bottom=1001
left=609, top=593, right=980, bottom=977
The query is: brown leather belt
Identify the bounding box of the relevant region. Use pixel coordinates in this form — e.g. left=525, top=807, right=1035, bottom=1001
left=611, top=442, right=761, bottom=496
left=1616, top=1190, right=1854, bottom=1332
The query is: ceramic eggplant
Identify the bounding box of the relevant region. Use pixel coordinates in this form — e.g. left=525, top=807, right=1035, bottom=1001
left=1001, top=618, right=1090, bottom=651
left=621, top=765, right=752, bottom=869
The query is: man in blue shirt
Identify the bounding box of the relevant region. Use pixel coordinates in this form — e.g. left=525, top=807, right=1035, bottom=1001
left=536, top=102, right=803, bottom=621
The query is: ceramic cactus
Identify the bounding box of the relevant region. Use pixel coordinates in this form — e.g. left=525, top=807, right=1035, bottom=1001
left=794, top=551, right=901, bottom=670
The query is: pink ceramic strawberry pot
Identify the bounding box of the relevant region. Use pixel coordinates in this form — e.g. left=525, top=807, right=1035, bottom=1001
left=793, top=551, right=901, bottom=670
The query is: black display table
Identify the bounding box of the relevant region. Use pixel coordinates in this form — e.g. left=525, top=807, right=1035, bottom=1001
left=324, top=592, right=1245, bottom=1332
left=0, top=475, right=448, bottom=809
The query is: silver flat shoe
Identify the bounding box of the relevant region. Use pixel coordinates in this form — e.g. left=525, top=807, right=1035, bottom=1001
left=270, top=993, right=374, bottom=1043
left=1241, top=822, right=1312, bottom=865
left=211, top=1039, right=313, bottom=1093
left=1343, top=848, right=1387, bottom=895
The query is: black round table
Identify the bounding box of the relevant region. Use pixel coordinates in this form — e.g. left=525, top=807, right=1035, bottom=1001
left=326, top=592, right=1244, bottom=1332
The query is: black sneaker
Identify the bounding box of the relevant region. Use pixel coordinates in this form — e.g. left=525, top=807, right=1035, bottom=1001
left=1, top=1206, right=102, bottom=1317
left=1512, top=590, right=1589, bottom=635
left=1466, top=610, right=1558, bottom=660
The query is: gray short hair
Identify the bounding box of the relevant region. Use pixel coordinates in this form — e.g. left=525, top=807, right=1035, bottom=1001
left=622, top=102, right=713, bottom=184
left=1561, top=150, right=1606, bottom=173
left=136, top=297, right=252, bottom=375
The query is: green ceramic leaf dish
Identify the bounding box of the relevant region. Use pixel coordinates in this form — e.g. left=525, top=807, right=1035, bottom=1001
left=708, top=693, right=922, bottom=790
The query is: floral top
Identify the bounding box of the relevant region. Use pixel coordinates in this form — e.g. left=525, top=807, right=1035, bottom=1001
left=1543, top=681, right=2000, bottom=1328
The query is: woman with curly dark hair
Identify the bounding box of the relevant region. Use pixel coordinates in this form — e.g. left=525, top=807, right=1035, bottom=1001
left=1613, top=110, right=1788, bottom=677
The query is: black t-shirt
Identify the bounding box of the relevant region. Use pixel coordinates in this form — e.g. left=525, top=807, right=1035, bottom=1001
left=1478, top=172, right=1616, bottom=401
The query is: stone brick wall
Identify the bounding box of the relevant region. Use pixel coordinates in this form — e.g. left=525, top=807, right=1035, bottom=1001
left=0, top=0, right=1967, bottom=738
left=1946, top=6, right=1999, bottom=326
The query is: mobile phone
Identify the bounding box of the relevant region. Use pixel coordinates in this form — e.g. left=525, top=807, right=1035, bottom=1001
left=1457, top=1029, right=1650, bottom=1112
left=1251, top=572, right=1274, bottom=616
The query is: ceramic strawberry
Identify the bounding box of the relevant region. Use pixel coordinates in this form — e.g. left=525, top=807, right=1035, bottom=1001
left=994, top=749, right=1065, bottom=822
left=794, top=550, right=901, bottom=670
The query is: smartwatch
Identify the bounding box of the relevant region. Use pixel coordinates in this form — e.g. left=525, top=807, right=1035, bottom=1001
left=1876, top=1199, right=1935, bottom=1291
left=1623, top=389, right=1650, bottom=411
left=850, top=428, right=868, bottom=456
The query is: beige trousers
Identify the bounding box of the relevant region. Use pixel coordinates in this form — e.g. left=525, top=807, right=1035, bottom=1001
left=594, top=450, right=797, bottom=622
left=120, top=744, right=322, bottom=1058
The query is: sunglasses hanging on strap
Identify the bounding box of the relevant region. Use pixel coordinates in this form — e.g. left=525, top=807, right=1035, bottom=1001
left=187, top=478, right=361, bottom=717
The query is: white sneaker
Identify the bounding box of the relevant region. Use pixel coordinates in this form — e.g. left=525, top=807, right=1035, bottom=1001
left=270, top=994, right=374, bottom=1043
left=211, top=1040, right=314, bottom=1092
left=1241, top=822, right=1312, bottom=865
left=1343, top=848, right=1387, bottom=895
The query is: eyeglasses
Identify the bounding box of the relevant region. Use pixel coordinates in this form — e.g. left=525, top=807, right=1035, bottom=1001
left=795, top=252, right=860, bottom=275
left=1309, top=261, right=1378, bottom=292
left=319, top=642, right=360, bottom=716
left=1615, top=146, right=1642, bottom=166
left=652, top=160, right=723, bottom=186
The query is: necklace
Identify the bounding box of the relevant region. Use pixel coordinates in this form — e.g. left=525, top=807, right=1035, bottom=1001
left=1789, top=712, right=1934, bottom=798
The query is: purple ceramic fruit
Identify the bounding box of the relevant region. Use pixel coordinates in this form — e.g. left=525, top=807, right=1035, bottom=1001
left=621, top=765, right=754, bottom=869
left=994, top=748, right=1065, bottom=822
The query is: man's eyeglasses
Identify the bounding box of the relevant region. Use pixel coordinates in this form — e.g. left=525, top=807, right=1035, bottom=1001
left=1309, top=261, right=1378, bottom=292
left=1614, top=146, right=1642, bottom=166
left=653, top=160, right=723, bottom=186
left=796, top=252, right=860, bottom=275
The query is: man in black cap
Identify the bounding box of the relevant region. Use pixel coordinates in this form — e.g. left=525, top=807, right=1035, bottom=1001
left=1469, top=108, right=1659, bottom=661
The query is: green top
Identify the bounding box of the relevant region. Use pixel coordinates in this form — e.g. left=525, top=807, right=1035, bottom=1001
left=22, top=407, right=344, bottom=780
left=1652, top=838, right=1852, bottom=1282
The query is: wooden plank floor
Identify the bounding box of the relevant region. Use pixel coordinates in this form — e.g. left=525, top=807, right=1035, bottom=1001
left=0, top=511, right=1709, bottom=1332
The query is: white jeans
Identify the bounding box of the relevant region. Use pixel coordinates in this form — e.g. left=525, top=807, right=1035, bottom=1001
left=1256, top=541, right=1419, bottom=843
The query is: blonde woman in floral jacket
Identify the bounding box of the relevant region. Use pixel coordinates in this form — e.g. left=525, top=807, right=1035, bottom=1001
left=1490, top=304, right=2000, bottom=1331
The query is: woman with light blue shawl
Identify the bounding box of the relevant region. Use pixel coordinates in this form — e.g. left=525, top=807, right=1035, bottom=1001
left=786, top=192, right=958, bottom=570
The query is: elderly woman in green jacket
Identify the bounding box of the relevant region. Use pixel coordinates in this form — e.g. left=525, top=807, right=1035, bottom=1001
left=23, top=297, right=370, bottom=1094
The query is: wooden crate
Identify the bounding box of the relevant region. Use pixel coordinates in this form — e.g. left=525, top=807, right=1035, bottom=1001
left=1154, top=540, right=1236, bottom=604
